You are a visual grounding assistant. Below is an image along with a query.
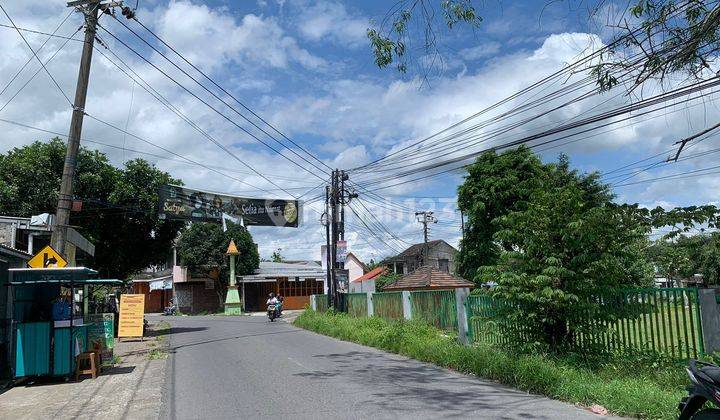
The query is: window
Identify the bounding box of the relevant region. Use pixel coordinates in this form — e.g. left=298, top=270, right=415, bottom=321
left=439, top=259, right=449, bottom=272
left=395, top=263, right=404, bottom=274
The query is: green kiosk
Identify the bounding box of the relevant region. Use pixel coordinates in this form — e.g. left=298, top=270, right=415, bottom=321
left=8, top=267, right=122, bottom=378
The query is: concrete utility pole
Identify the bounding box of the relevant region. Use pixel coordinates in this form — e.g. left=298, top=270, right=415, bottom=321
left=52, top=1, right=101, bottom=257
left=415, top=211, right=437, bottom=267
left=53, top=1, right=133, bottom=258
left=324, top=185, right=332, bottom=309
left=327, top=169, right=356, bottom=310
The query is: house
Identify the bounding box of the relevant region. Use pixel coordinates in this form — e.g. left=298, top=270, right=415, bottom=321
left=0, top=214, right=95, bottom=264
left=382, top=266, right=474, bottom=291
left=349, top=266, right=385, bottom=293
left=384, top=240, right=458, bottom=275
left=172, top=265, right=223, bottom=314
left=345, top=252, right=366, bottom=282
left=0, top=244, right=31, bottom=381
left=130, top=267, right=173, bottom=313
left=238, top=261, right=326, bottom=311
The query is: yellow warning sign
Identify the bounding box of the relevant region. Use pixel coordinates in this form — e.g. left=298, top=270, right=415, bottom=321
left=27, top=245, right=68, bottom=269
left=118, top=294, right=145, bottom=338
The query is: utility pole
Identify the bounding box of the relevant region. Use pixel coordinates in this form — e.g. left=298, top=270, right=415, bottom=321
left=52, top=0, right=133, bottom=258
left=326, top=169, right=356, bottom=310
left=323, top=186, right=332, bottom=309
left=51, top=1, right=100, bottom=257
left=415, top=211, right=437, bottom=267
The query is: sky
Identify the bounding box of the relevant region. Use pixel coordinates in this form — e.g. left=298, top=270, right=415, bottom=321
left=1, top=0, right=719, bottom=263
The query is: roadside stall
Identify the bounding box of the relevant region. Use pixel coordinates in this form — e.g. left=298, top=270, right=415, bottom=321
left=8, top=267, right=123, bottom=379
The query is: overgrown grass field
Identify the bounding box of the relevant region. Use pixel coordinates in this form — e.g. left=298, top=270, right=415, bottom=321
left=295, top=309, right=690, bottom=419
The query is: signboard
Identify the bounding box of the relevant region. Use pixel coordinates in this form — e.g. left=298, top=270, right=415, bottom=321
left=118, top=294, right=145, bottom=338
left=86, top=313, right=114, bottom=366
left=27, top=245, right=67, bottom=268
left=157, top=184, right=302, bottom=228
left=335, top=269, right=349, bottom=294
left=336, top=240, right=347, bottom=263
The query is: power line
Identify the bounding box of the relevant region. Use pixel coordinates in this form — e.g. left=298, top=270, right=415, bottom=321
left=129, top=14, right=333, bottom=174
left=0, top=4, right=73, bottom=106
left=99, top=18, right=329, bottom=181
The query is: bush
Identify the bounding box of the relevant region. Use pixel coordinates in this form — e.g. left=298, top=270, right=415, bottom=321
left=295, top=310, right=687, bottom=419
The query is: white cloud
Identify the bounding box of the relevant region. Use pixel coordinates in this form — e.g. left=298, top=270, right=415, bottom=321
left=155, top=1, right=325, bottom=71
left=459, top=42, right=501, bottom=60
left=295, top=1, right=367, bottom=47
left=3, top=0, right=720, bottom=262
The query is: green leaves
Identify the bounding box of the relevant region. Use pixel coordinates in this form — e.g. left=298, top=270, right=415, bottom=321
left=0, top=138, right=184, bottom=279
left=459, top=147, right=652, bottom=349
left=367, top=0, right=482, bottom=75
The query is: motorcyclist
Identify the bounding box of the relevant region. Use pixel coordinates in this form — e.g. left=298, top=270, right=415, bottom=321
left=276, top=294, right=284, bottom=317
left=267, top=293, right=280, bottom=319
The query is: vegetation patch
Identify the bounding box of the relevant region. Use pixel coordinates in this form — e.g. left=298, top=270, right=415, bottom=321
left=295, top=310, right=688, bottom=419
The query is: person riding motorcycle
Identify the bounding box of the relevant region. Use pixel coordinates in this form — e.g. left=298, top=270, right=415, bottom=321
left=267, top=293, right=280, bottom=320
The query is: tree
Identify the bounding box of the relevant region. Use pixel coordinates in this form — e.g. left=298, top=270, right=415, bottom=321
left=460, top=150, right=652, bottom=349
left=646, top=235, right=703, bottom=286
left=0, top=138, right=184, bottom=279
left=456, top=147, right=611, bottom=283
left=593, top=1, right=720, bottom=91
left=701, top=234, right=720, bottom=285
left=176, top=221, right=259, bottom=307
left=271, top=250, right=284, bottom=263
left=368, top=0, right=481, bottom=76
left=375, top=272, right=401, bottom=290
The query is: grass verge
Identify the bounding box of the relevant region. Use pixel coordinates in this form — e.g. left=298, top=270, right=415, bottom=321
left=147, top=321, right=171, bottom=360
left=294, top=309, right=687, bottom=419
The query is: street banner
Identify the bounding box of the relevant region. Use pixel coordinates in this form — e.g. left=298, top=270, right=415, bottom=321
left=335, top=269, right=349, bottom=294
left=86, top=313, right=114, bottom=366
left=336, top=240, right=347, bottom=263
left=157, top=184, right=301, bottom=228
left=118, top=294, right=145, bottom=338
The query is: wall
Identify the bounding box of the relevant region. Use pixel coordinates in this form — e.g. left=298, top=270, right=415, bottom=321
left=131, top=282, right=172, bottom=313
left=174, top=282, right=221, bottom=314
left=427, top=242, right=458, bottom=273
left=346, top=257, right=364, bottom=282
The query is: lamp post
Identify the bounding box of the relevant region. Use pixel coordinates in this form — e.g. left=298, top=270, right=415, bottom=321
left=225, top=239, right=242, bottom=315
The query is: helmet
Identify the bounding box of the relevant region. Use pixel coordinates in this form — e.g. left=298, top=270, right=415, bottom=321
left=269, top=292, right=275, bottom=298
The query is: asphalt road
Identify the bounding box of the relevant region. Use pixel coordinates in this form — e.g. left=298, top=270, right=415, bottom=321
left=159, top=314, right=612, bottom=420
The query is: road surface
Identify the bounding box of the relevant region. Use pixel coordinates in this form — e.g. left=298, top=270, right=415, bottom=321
left=159, top=314, right=611, bottom=419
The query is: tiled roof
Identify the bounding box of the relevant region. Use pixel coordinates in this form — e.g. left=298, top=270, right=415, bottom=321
left=352, top=266, right=385, bottom=283
left=382, top=266, right=474, bottom=291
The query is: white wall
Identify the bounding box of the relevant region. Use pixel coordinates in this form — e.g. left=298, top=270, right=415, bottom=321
left=346, top=257, right=364, bottom=282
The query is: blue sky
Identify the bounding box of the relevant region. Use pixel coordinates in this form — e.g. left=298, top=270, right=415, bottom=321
left=1, top=1, right=719, bottom=262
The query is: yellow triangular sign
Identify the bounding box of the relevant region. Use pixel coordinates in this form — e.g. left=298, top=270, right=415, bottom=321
left=28, top=245, right=68, bottom=269
left=226, top=239, right=239, bottom=255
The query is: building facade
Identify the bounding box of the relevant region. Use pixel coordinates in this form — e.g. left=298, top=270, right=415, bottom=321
left=238, top=261, right=326, bottom=311
left=385, top=240, right=458, bottom=275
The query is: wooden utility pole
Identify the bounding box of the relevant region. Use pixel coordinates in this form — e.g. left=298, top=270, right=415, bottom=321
left=52, top=1, right=100, bottom=257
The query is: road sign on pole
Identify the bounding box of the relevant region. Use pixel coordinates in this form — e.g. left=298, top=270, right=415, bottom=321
left=27, top=245, right=68, bottom=268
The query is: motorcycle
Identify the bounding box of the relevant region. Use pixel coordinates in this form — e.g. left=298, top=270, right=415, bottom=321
left=163, top=302, right=177, bottom=316
left=267, top=304, right=279, bottom=322
left=679, top=360, right=720, bottom=419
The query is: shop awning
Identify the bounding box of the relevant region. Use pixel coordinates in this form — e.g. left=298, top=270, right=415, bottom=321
left=8, top=267, right=123, bottom=286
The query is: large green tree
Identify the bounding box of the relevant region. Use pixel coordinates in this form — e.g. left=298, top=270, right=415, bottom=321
left=0, top=138, right=184, bottom=279
left=460, top=148, right=653, bottom=349
left=456, top=147, right=610, bottom=282
left=176, top=221, right=259, bottom=306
